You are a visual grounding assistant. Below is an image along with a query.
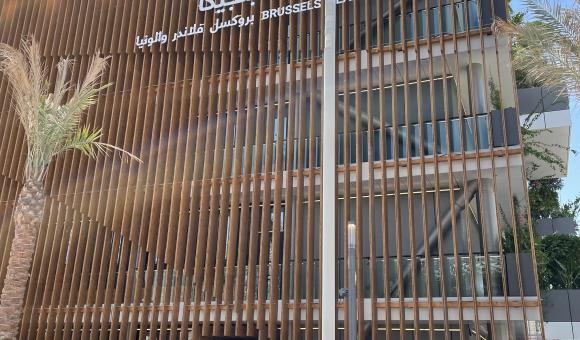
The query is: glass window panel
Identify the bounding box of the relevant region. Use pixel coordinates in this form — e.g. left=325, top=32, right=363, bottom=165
left=442, top=5, right=453, bottom=34
left=424, top=122, right=434, bottom=156
left=455, top=3, right=467, bottom=32
left=430, top=7, right=441, bottom=36
left=468, top=0, right=480, bottom=29
left=477, top=115, right=490, bottom=150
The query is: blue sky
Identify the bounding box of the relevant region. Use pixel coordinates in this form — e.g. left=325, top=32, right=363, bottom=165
left=561, top=104, right=579, bottom=203
left=511, top=0, right=580, bottom=204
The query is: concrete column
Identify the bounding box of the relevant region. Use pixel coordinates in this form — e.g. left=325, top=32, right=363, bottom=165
left=455, top=63, right=486, bottom=114
left=472, top=63, right=487, bottom=114
left=348, top=223, right=356, bottom=340
left=479, top=178, right=500, bottom=253
left=321, top=0, right=337, bottom=338
left=456, top=66, right=471, bottom=114
left=494, top=321, right=511, bottom=340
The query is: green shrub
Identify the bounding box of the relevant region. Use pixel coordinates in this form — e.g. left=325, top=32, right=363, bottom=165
left=539, top=234, right=580, bottom=290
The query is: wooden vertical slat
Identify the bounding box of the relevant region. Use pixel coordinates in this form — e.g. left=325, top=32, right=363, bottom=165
left=52, top=210, right=83, bottom=340
left=412, top=1, right=434, bottom=339
left=105, top=15, right=144, bottom=339
left=171, top=3, right=207, bottom=338
left=387, top=0, right=406, bottom=337
left=245, top=1, right=269, bottom=334
left=256, top=0, right=279, bottom=337
left=376, top=0, right=394, bottom=338
left=187, top=4, right=224, bottom=338
left=119, top=24, right=155, bottom=339
left=40, top=57, right=85, bottom=338
left=268, top=0, right=291, bottom=338
left=0, top=1, right=546, bottom=339
left=305, top=4, right=319, bottom=340
left=69, top=218, right=99, bottom=338
left=292, top=5, right=309, bottom=338
left=280, top=5, right=299, bottom=338
left=229, top=2, right=261, bottom=335
left=364, top=2, right=378, bottom=338
left=422, top=1, right=451, bottom=339
left=164, top=1, right=198, bottom=337
left=142, top=3, right=183, bottom=337
left=131, top=2, right=172, bottom=337
left=472, top=1, right=522, bottom=339
left=352, top=1, right=366, bottom=338
left=198, top=18, right=233, bottom=338
left=457, top=2, right=498, bottom=338
left=114, top=48, right=147, bottom=340
left=209, top=2, right=245, bottom=334
left=469, top=2, right=502, bottom=338
left=437, top=1, right=467, bottom=338
left=399, top=0, right=421, bottom=337
left=36, top=202, right=70, bottom=338
left=488, top=0, right=533, bottom=338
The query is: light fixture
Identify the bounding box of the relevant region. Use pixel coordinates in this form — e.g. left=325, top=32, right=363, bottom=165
left=348, top=222, right=356, bottom=249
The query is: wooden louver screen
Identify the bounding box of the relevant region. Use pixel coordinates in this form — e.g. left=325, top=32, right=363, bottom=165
left=0, top=0, right=544, bottom=339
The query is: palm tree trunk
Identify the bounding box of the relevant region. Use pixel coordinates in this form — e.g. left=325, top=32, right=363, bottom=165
left=0, top=180, right=44, bottom=340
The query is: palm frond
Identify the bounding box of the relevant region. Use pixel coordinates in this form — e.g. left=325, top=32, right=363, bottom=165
left=60, top=126, right=142, bottom=163
left=0, top=41, right=35, bottom=136
left=60, top=55, right=111, bottom=140
left=0, top=39, right=140, bottom=180
left=94, top=142, right=142, bottom=163
left=495, top=0, right=580, bottom=98
left=21, top=38, right=47, bottom=102
left=52, top=58, right=72, bottom=106
left=513, top=28, right=580, bottom=96
left=522, top=0, right=580, bottom=43
left=61, top=126, right=103, bottom=158
left=80, top=53, right=110, bottom=91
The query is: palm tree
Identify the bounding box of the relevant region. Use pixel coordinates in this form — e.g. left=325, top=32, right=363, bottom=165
left=495, top=0, right=580, bottom=97
left=0, top=38, right=139, bottom=339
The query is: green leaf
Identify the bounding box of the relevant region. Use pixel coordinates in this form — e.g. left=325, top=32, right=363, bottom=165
left=62, top=126, right=103, bottom=158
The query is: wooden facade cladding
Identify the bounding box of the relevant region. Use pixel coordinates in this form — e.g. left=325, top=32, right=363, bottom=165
left=0, top=0, right=544, bottom=339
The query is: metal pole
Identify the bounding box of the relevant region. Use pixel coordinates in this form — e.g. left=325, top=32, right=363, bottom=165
left=348, top=222, right=357, bottom=340
left=322, top=0, right=337, bottom=339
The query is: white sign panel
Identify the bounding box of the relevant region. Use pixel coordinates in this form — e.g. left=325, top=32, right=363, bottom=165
left=136, top=0, right=329, bottom=49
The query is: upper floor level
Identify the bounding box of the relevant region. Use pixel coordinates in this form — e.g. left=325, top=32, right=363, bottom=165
left=192, top=0, right=509, bottom=72
left=518, top=87, right=572, bottom=179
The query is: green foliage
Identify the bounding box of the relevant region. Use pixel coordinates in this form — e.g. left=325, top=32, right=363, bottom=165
left=498, top=0, right=580, bottom=293
left=501, top=3, right=576, bottom=176
left=0, top=39, right=140, bottom=181
left=512, top=27, right=544, bottom=89
left=521, top=125, right=570, bottom=175
left=519, top=89, right=575, bottom=176
left=528, top=178, right=580, bottom=221
left=557, top=197, right=580, bottom=219
left=538, top=234, right=580, bottom=290
left=515, top=67, right=543, bottom=89
left=528, top=178, right=563, bottom=220
left=63, top=127, right=105, bottom=158
left=501, top=197, right=534, bottom=253
left=495, top=0, right=580, bottom=98
left=487, top=75, right=570, bottom=176
left=525, top=177, right=580, bottom=291
left=489, top=78, right=502, bottom=110
left=501, top=192, right=580, bottom=290
left=510, top=12, right=525, bottom=26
